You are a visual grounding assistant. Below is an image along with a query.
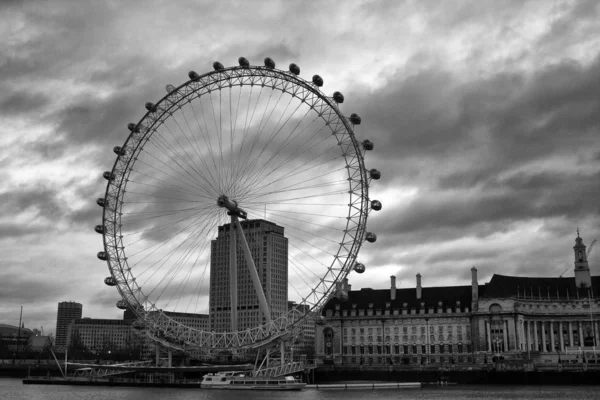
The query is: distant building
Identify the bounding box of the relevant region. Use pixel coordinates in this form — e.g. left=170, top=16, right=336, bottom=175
left=0, top=323, right=34, bottom=354
left=67, top=318, right=138, bottom=356
left=209, top=219, right=288, bottom=332
left=288, top=301, right=316, bottom=350
left=316, top=232, right=600, bottom=366
left=55, top=301, right=82, bottom=348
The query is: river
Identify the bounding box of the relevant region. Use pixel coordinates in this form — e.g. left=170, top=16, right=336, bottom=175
left=1, top=377, right=598, bottom=400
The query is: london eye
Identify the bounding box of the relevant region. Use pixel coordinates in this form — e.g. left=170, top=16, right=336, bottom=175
left=96, top=57, right=381, bottom=351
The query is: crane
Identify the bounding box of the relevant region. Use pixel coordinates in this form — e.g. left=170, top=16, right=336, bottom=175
left=559, top=238, right=597, bottom=278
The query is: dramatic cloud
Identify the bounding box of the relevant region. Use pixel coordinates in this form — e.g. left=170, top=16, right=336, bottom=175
left=1, top=0, right=599, bottom=335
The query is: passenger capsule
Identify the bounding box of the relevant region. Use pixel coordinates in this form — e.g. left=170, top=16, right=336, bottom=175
left=116, top=300, right=128, bottom=310
left=354, top=263, right=366, bottom=274
left=96, top=198, right=106, bottom=207
left=264, top=57, right=275, bottom=69
left=103, top=171, right=115, bottom=181
left=94, top=225, right=104, bottom=234
left=336, top=290, right=348, bottom=302
left=213, top=61, right=224, bottom=71
left=188, top=71, right=200, bottom=80
left=371, top=200, right=382, bottom=211
left=312, top=75, right=323, bottom=87
left=145, top=102, right=157, bottom=112
left=113, top=146, right=126, bottom=156
left=104, top=276, right=117, bottom=286
left=349, top=113, right=362, bottom=125
left=127, top=123, right=136, bottom=131
left=362, top=139, right=374, bottom=151
left=165, top=84, right=176, bottom=93
left=333, top=91, right=344, bottom=103
left=238, top=57, right=250, bottom=67
left=289, top=63, right=300, bottom=75
left=365, top=232, right=377, bottom=243
left=97, top=251, right=108, bottom=261
left=369, top=169, right=381, bottom=180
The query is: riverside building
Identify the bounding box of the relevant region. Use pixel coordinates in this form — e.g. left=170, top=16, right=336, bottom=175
left=55, top=301, right=82, bottom=349
left=209, top=219, right=288, bottom=332
left=316, top=232, right=600, bottom=366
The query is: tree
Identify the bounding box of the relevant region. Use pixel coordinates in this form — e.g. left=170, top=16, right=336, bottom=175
left=68, top=329, right=89, bottom=360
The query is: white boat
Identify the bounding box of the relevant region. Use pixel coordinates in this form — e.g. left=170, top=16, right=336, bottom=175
left=201, top=371, right=306, bottom=390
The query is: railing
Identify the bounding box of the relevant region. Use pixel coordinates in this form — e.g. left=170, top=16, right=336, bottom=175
left=253, top=361, right=305, bottom=377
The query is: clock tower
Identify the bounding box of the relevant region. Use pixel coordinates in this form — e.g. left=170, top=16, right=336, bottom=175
left=574, top=229, right=592, bottom=288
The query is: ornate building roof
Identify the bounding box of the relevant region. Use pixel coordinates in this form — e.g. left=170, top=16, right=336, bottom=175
left=481, top=274, right=600, bottom=299
left=323, top=285, right=479, bottom=314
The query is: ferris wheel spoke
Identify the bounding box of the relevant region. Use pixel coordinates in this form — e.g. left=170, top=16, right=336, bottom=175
left=245, top=169, right=346, bottom=202
left=133, top=154, right=208, bottom=196
left=238, top=106, right=315, bottom=192
left=239, top=142, right=339, bottom=201
left=127, top=207, right=218, bottom=262
left=122, top=207, right=211, bottom=244
left=140, top=144, right=210, bottom=196
left=244, top=206, right=343, bottom=233
left=186, top=256, right=210, bottom=314
left=143, top=209, right=220, bottom=301
left=171, top=106, right=223, bottom=195
left=130, top=168, right=206, bottom=198
left=232, top=96, right=304, bottom=195
left=289, top=255, right=322, bottom=288
left=230, top=88, right=280, bottom=189
left=121, top=203, right=213, bottom=229
left=230, top=85, right=264, bottom=197
left=161, top=227, right=213, bottom=309
left=189, top=99, right=223, bottom=192
left=125, top=179, right=209, bottom=200
left=150, top=126, right=221, bottom=196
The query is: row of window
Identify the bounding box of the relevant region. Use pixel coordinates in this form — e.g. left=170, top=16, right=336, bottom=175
left=347, top=334, right=468, bottom=343
left=341, top=344, right=472, bottom=355
left=339, top=355, right=473, bottom=365
left=345, top=325, right=467, bottom=336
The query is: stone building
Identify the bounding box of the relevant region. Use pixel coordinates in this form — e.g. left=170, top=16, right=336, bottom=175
left=315, top=232, right=599, bottom=366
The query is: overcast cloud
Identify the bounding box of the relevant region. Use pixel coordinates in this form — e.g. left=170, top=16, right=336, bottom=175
left=1, top=0, right=599, bottom=335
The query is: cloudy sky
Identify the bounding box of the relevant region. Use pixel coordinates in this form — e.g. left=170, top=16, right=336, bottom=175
left=1, top=0, right=599, bottom=335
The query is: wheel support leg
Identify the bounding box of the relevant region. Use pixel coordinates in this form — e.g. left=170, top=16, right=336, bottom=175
left=232, top=216, right=272, bottom=324
left=229, top=219, right=238, bottom=331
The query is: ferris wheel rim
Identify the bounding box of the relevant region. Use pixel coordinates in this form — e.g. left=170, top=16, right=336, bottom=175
left=100, top=62, right=372, bottom=350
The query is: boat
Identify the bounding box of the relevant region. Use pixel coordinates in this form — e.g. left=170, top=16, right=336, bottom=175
left=201, top=371, right=306, bottom=390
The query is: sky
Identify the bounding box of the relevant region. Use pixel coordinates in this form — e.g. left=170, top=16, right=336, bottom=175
left=1, top=0, right=599, bottom=336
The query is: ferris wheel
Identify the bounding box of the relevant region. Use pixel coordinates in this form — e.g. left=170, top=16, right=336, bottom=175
left=96, top=57, right=381, bottom=351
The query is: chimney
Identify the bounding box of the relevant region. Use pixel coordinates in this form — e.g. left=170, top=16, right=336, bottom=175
left=343, top=278, right=351, bottom=292
left=471, top=267, right=478, bottom=311
left=416, top=273, right=422, bottom=299
left=390, top=276, right=397, bottom=300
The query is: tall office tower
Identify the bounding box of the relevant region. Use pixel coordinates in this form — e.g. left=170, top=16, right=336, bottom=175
left=209, top=219, right=288, bottom=332
left=55, top=301, right=82, bottom=348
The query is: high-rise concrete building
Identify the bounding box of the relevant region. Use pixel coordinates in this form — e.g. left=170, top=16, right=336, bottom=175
left=209, top=219, right=288, bottom=332
left=55, top=301, right=82, bottom=348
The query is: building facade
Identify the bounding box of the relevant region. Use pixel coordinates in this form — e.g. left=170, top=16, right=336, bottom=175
left=209, top=219, right=288, bottom=332
left=55, top=301, right=82, bottom=348
left=66, top=318, right=138, bottom=356
left=316, top=233, right=600, bottom=366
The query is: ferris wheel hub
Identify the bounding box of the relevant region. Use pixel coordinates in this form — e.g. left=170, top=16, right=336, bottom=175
left=217, top=195, right=247, bottom=219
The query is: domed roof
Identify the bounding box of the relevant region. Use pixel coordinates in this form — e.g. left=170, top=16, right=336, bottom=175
left=0, top=323, right=34, bottom=337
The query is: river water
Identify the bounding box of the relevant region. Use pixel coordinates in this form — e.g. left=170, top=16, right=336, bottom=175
left=1, top=378, right=598, bottom=400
